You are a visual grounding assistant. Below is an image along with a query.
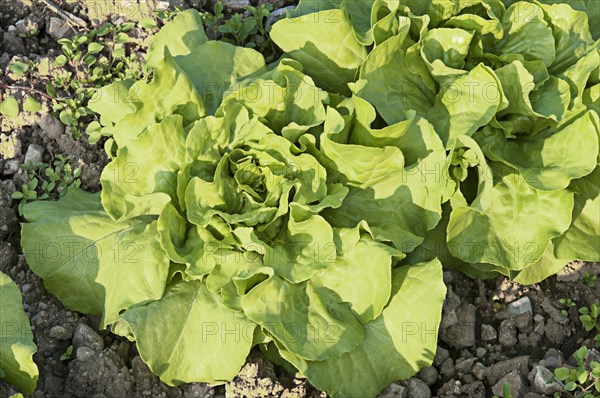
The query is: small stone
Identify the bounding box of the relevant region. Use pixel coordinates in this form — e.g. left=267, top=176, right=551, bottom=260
left=540, top=349, right=562, bottom=370
left=21, top=283, right=31, bottom=293
left=515, top=312, right=532, bottom=332
left=131, top=355, right=154, bottom=382
left=433, top=346, right=450, bottom=366
left=485, top=356, right=530, bottom=385
left=506, top=297, right=532, bottom=317
left=440, top=358, right=455, bottom=379
left=417, top=366, right=438, bottom=386
left=492, top=371, right=522, bottom=398
left=405, top=378, right=431, bottom=398
left=47, top=17, right=73, bottom=40
left=24, top=144, right=44, bottom=164
left=540, top=298, right=569, bottom=325
left=181, top=383, right=214, bottom=398
left=476, top=347, right=487, bottom=358
left=2, top=32, right=25, bottom=54
left=76, top=346, right=96, bottom=362
left=481, top=324, right=497, bottom=341
left=378, top=382, right=407, bottom=398
left=461, top=381, right=485, bottom=398
left=544, top=318, right=566, bottom=344
left=455, top=358, right=476, bottom=375
left=437, top=379, right=458, bottom=396
left=3, top=160, right=19, bottom=175
left=0, top=242, right=18, bottom=272
left=471, top=362, right=486, bottom=381
left=221, top=0, right=251, bottom=12
left=498, top=319, right=518, bottom=348
left=533, top=314, right=544, bottom=324
left=73, top=323, right=105, bottom=352
left=39, top=114, right=65, bottom=140
left=441, top=303, right=476, bottom=349
left=48, top=325, right=71, bottom=340
left=529, top=365, right=564, bottom=395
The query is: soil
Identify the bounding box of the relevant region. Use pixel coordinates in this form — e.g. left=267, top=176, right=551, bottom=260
left=1, top=1, right=599, bottom=398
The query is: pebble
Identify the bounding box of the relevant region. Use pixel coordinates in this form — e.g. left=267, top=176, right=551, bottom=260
left=544, top=318, right=566, bottom=344
left=47, top=17, right=72, bottom=40
left=471, top=362, right=486, bottom=381
left=221, top=0, right=251, bottom=12
left=540, top=349, right=562, bottom=370
left=506, top=297, right=532, bottom=317
left=48, top=325, right=71, bottom=340
left=498, top=319, right=517, bottom=348
left=405, top=378, right=431, bottom=398
left=433, top=346, right=450, bottom=366
left=461, top=381, right=485, bottom=397
left=492, top=371, right=522, bottom=398
left=529, top=365, right=564, bottom=395
left=540, top=297, right=569, bottom=324
left=24, top=144, right=44, bottom=164
left=76, top=346, right=96, bottom=362
left=515, top=312, right=532, bottom=332
left=440, top=358, right=455, bottom=379
left=3, top=159, right=19, bottom=175
left=441, top=303, right=476, bottom=349
left=39, top=113, right=65, bottom=140
left=476, top=347, right=487, bottom=358
left=417, top=366, right=438, bottom=386
left=485, top=356, right=530, bottom=385
left=73, top=323, right=105, bottom=352
left=455, top=358, right=476, bottom=375
left=131, top=355, right=154, bottom=382
left=481, top=324, right=497, bottom=341
left=1, top=32, right=25, bottom=54
left=379, top=382, right=407, bottom=398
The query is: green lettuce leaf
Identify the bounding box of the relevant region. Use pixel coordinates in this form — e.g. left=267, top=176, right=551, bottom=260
left=0, top=272, right=38, bottom=395
left=146, top=9, right=208, bottom=68
left=21, top=189, right=170, bottom=327
left=276, top=259, right=446, bottom=398
left=447, top=163, right=574, bottom=271
left=115, top=279, right=256, bottom=384
left=271, top=9, right=367, bottom=94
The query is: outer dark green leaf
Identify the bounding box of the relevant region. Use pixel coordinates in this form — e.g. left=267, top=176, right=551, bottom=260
left=0, top=272, right=38, bottom=395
